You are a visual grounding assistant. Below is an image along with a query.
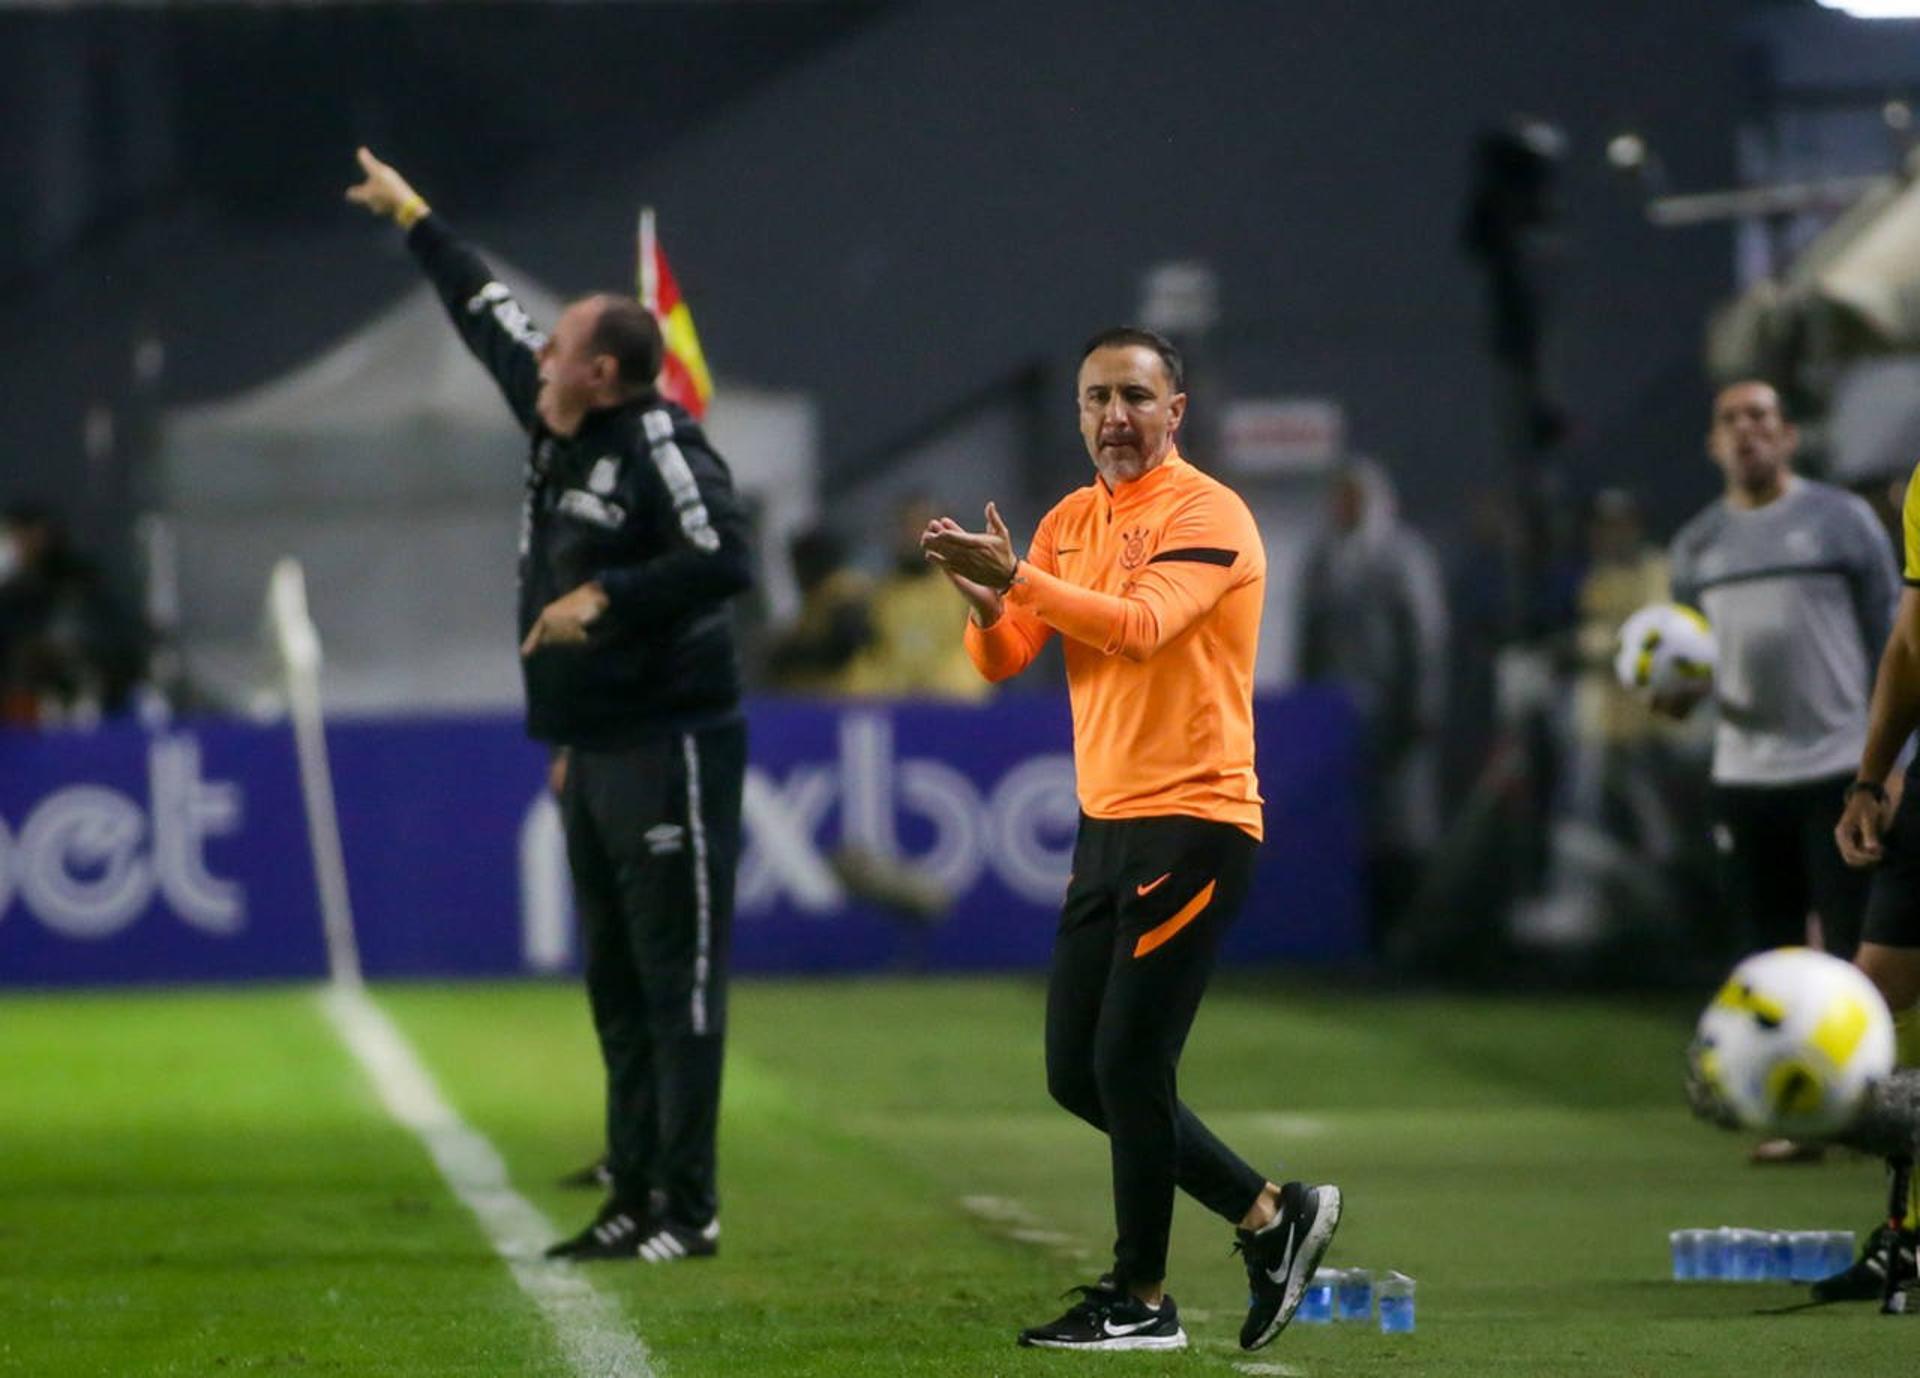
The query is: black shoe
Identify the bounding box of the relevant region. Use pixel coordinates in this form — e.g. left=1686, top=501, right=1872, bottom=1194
left=556, top=1156, right=613, bottom=1190
left=544, top=1197, right=655, bottom=1260
left=1235, top=1181, right=1343, bottom=1350
left=632, top=1217, right=720, bottom=1264
left=1811, top=1224, right=1917, bottom=1302
left=1017, top=1282, right=1187, bottom=1351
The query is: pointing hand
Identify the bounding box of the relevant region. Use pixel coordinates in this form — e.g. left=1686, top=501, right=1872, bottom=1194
left=345, top=147, right=428, bottom=225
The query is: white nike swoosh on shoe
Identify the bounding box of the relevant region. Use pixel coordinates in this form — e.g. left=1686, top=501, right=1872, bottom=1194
left=1265, top=1230, right=1298, bottom=1284
left=1247, top=1185, right=1343, bottom=1352
left=1101, top=1316, right=1164, bottom=1337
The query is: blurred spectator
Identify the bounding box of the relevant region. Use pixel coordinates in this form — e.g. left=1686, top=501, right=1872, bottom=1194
left=1296, top=459, right=1450, bottom=944
left=1566, top=489, right=1683, bottom=856
left=762, top=527, right=875, bottom=695
left=0, top=504, right=145, bottom=725
left=847, top=494, right=991, bottom=702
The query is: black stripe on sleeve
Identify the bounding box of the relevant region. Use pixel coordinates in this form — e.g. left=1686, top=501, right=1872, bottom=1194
left=1147, top=546, right=1236, bottom=568
left=1690, top=562, right=1848, bottom=594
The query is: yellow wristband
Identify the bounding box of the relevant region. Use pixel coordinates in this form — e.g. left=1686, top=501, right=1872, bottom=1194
left=395, top=194, right=429, bottom=230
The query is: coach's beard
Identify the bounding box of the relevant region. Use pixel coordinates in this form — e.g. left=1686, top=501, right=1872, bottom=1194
left=1094, top=436, right=1156, bottom=486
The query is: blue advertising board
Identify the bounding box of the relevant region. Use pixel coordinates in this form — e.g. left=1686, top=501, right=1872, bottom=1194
left=0, top=691, right=1359, bottom=987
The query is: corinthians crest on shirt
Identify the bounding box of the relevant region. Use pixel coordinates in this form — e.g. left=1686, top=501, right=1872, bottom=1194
left=1118, top=525, right=1155, bottom=571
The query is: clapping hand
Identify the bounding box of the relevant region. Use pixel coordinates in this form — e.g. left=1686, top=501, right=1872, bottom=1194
left=921, top=503, right=1019, bottom=624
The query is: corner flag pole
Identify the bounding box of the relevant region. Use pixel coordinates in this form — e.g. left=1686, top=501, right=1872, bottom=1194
left=268, top=558, right=363, bottom=988
left=637, top=206, right=659, bottom=313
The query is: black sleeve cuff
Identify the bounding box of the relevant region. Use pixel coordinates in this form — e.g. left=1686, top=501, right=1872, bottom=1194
left=405, top=212, right=453, bottom=256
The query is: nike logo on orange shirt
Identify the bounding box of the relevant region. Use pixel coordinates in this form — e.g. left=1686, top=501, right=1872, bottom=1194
left=1056, top=546, right=1082, bottom=555
left=1135, top=872, right=1171, bottom=896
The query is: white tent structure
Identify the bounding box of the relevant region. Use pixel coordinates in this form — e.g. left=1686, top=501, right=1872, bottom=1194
left=159, top=262, right=818, bottom=714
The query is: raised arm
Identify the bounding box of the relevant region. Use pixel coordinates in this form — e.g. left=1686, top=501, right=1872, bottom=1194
left=346, top=147, right=545, bottom=433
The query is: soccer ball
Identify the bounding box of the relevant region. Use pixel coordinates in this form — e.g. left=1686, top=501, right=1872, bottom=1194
left=1614, top=602, right=1716, bottom=699
left=1691, top=947, right=1896, bottom=1138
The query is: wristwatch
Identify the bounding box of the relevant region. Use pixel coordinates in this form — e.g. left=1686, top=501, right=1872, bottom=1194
left=1845, top=779, right=1888, bottom=806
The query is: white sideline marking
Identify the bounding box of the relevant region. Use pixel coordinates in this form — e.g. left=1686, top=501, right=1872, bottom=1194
left=1234, top=1363, right=1306, bottom=1376
left=320, top=985, right=655, bottom=1378
left=959, top=1195, right=1096, bottom=1263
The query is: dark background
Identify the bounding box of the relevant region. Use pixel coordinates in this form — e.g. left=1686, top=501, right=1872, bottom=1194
left=3, top=0, right=1776, bottom=563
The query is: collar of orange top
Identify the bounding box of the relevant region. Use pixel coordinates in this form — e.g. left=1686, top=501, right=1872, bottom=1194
left=1098, top=449, right=1186, bottom=512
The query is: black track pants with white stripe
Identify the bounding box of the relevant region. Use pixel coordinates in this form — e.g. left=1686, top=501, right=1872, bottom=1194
left=563, top=719, right=745, bottom=1231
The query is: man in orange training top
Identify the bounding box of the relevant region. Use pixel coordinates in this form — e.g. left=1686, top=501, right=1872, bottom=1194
left=922, top=326, right=1343, bottom=1354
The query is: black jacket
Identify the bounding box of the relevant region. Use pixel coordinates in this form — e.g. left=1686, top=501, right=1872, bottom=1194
left=409, top=215, right=753, bottom=747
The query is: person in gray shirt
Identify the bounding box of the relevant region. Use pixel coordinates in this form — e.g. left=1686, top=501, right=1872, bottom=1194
left=1669, top=380, right=1898, bottom=964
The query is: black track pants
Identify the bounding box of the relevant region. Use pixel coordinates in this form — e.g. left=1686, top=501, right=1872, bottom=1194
left=1713, top=772, right=1869, bottom=958
left=563, top=719, right=745, bottom=1229
left=1044, top=813, right=1268, bottom=1289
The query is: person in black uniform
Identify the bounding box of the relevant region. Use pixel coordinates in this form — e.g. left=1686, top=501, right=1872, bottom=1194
left=348, top=148, right=751, bottom=1263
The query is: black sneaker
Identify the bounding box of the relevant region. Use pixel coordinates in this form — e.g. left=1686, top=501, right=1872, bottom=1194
left=1235, top=1181, right=1343, bottom=1350
left=633, top=1218, right=720, bottom=1264
left=1812, top=1224, right=1918, bottom=1302
left=544, top=1198, right=656, bottom=1260
left=1017, top=1282, right=1187, bottom=1351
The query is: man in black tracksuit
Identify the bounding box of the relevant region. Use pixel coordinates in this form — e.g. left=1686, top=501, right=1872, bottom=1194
left=349, top=148, right=751, bottom=1263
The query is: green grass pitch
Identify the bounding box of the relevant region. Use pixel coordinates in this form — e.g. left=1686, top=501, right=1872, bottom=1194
left=1, top=975, right=1908, bottom=1375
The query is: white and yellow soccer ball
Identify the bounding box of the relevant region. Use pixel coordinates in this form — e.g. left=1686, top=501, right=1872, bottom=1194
left=1691, top=947, right=1896, bottom=1138
left=1614, top=602, right=1716, bottom=699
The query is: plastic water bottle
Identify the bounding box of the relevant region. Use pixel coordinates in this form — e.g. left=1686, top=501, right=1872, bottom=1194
left=1731, top=1228, right=1770, bottom=1281
left=1669, top=1229, right=1707, bottom=1280
left=1297, top=1268, right=1337, bottom=1323
left=1787, top=1230, right=1826, bottom=1283
left=1335, top=1267, right=1373, bottom=1321
left=1822, top=1230, right=1857, bottom=1279
left=1674, top=1226, right=1851, bottom=1283
left=1702, top=1227, right=1736, bottom=1280
left=1377, top=1272, right=1415, bottom=1333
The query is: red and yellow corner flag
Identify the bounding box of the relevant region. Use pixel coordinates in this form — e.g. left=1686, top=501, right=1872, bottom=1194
left=637, top=208, right=714, bottom=419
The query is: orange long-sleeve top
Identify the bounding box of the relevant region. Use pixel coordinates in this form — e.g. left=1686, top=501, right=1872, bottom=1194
left=964, top=451, right=1266, bottom=840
